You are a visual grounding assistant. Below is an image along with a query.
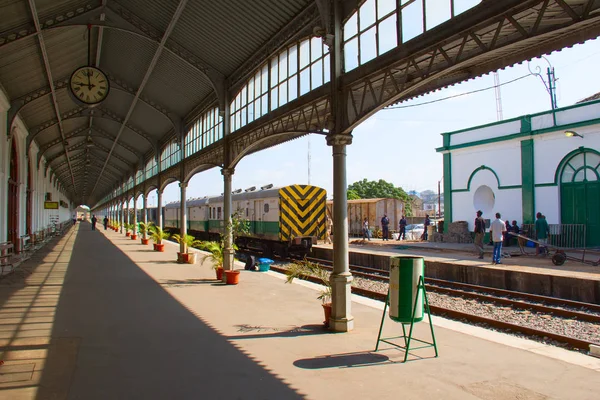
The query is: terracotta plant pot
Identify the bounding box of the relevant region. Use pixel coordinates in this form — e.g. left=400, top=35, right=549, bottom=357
left=216, top=267, right=224, bottom=281
left=322, top=303, right=332, bottom=328
left=141, top=238, right=149, bottom=245
left=125, top=232, right=131, bottom=237
left=177, top=252, right=190, bottom=263
left=225, top=270, right=240, bottom=285
left=131, top=234, right=138, bottom=240
left=187, top=253, right=197, bottom=264
left=154, top=243, right=165, bottom=252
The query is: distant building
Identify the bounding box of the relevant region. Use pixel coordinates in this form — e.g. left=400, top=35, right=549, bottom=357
left=437, top=98, right=600, bottom=247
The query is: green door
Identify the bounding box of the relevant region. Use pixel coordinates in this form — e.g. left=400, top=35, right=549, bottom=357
left=559, top=150, right=600, bottom=247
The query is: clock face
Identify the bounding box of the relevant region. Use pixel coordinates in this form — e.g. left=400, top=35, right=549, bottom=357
left=69, top=66, right=110, bottom=105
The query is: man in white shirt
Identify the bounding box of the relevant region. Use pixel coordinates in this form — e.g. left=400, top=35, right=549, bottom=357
left=490, top=212, right=507, bottom=265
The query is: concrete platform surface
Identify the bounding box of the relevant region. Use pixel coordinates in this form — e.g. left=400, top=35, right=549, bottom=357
left=0, top=222, right=598, bottom=400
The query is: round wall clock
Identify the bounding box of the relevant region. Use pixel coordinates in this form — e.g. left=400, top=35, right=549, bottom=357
left=69, top=66, right=110, bottom=106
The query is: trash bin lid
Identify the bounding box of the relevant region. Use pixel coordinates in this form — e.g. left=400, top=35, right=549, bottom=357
left=258, top=258, right=274, bottom=264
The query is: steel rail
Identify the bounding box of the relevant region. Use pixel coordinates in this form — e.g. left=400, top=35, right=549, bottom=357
left=305, top=256, right=600, bottom=313
left=270, top=264, right=596, bottom=350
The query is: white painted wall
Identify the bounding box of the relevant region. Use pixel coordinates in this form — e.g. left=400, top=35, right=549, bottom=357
left=534, top=126, right=600, bottom=184
left=451, top=141, right=522, bottom=190
left=0, top=86, right=74, bottom=244
left=450, top=119, right=521, bottom=146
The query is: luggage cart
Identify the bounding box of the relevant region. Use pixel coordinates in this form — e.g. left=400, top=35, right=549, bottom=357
left=509, top=232, right=600, bottom=266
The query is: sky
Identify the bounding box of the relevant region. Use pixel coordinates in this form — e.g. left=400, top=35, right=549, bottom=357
left=144, top=37, right=600, bottom=208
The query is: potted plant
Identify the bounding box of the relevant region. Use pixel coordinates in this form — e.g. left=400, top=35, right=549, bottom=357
left=124, top=223, right=132, bottom=237
left=130, top=223, right=138, bottom=240
left=221, top=210, right=250, bottom=284
left=149, top=224, right=170, bottom=251
left=200, top=241, right=225, bottom=280
left=285, top=259, right=332, bottom=327
left=138, top=222, right=150, bottom=245
left=172, top=233, right=204, bottom=264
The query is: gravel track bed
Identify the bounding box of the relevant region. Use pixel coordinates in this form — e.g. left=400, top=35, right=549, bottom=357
left=275, top=261, right=600, bottom=347
left=351, top=275, right=600, bottom=345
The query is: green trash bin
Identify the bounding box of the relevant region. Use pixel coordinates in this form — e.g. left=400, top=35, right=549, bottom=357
left=389, top=256, right=424, bottom=323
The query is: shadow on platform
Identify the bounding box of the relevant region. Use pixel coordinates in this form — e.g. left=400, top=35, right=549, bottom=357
left=7, top=227, right=306, bottom=399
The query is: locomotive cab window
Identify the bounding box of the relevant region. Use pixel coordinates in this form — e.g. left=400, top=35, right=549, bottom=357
left=264, top=204, right=269, bottom=213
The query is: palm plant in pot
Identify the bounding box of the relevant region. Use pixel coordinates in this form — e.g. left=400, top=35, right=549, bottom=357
left=138, top=222, right=150, bottom=245
left=124, top=223, right=132, bottom=237
left=172, top=233, right=204, bottom=264
left=200, top=241, right=224, bottom=280
left=148, top=224, right=170, bottom=251
left=130, top=223, right=138, bottom=240
left=285, top=259, right=333, bottom=328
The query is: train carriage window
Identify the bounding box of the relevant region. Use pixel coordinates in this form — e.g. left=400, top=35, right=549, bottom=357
left=246, top=208, right=249, bottom=217
left=264, top=204, right=269, bottom=213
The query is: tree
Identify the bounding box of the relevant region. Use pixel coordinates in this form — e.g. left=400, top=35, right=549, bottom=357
left=347, top=189, right=361, bottom=200
left=347, top=179, right=412, bottom=216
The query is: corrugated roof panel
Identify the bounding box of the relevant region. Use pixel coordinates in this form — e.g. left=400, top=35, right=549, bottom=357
left=37, top=125, right=61, bottom=147
left=115, top=0, right=179, bottom=35
left=171, top=0, right=309, bottom=75
left=36, top=0, right=102, bottom=20
left=44, top=26, right=89, bottom=77
left=18, top=96, right=55, bottom=129
left=100, top=29, right=157, bottom=89
left=0, top=36, right=47, bottom=99
left=98, top=88, right=133, bottom=117
left=142, top=49, right=213, bottom=117
left=0, top=0, right=31, bottom=32
left=128, top=102, right=173, bottom=139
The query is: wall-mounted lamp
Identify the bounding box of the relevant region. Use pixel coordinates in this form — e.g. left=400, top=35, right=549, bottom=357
left=565, top=130, right=583, bottom=138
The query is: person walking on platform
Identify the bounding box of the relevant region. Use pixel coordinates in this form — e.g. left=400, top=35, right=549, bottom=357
left=535, top=212, right=549, bottom=256
left=91, top=215, right=97, bottom=231
left=422, top=215, right=431, bottom=241
left=363, top=218, right=371, bottom=241
left=381, top=214, right=390, bottom=241
left=325, top=214, right=333, bottom=244
left=103, top=216, right=109, bottom=230
left=490, top=213, right=506, bottom=265
left=474, top=210, right=485, bottom=259
left=398, top=215, right=407, bottom=240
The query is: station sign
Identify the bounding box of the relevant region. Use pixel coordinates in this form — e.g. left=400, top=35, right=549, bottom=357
left=44, top=201, right=59, bottom=209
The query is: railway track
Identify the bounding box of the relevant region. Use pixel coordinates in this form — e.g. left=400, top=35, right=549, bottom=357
left=274, top=256, right=600, bottom=352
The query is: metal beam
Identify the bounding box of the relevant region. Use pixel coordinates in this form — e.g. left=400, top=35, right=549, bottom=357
left=11, top=74, right=179, bottom=133
left=27, top=0, right=76, bottom=190
left=38, top=125, right=145, bottom=166
left=90, top=0, right=190, bottom=198
left=27, top=106, right=158, bottom=151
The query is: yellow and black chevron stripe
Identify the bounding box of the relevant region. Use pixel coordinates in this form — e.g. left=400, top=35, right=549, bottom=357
left=279, top=185, right=327, bottom=241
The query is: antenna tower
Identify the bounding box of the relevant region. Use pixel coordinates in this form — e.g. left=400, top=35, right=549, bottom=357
left=493, top=72, right=503, bottom=121
left=307, top=136, right=311, bottom=185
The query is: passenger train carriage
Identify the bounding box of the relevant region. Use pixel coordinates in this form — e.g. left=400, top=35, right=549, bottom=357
left=159, top=184, right=327, bottom=257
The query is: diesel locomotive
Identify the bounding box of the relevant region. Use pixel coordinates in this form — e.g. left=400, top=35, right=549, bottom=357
left=141, top=184, right=327, bottom=257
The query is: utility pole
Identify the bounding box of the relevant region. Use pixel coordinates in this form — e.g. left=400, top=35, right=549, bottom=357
left=438, top=180, right=441, bottom=219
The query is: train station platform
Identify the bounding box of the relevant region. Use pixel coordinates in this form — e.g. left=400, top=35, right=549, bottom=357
left=0, top=222, right=599, bottom=400
left=313, top=240, right=600, bottom=303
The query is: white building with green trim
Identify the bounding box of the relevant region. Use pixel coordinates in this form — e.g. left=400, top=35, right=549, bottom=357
left=437, top=98, right=600, bottom=247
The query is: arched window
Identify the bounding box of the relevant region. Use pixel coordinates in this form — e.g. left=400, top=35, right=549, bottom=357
left=343, top=0, right=481, bottom=71
left=230, top=37, right=330, bottom=132
left=160, top=140, right=181, bottom=171
left=185, top=107, right=223, bottom=157
left=560, top=151, right=600, bottom=183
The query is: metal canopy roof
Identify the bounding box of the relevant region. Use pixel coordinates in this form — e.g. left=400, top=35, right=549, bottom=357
left=1, top=0, right=345, bottom=205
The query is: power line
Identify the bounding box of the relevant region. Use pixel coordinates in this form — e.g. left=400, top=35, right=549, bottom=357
left=384, top=74, right=533, bottom=110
